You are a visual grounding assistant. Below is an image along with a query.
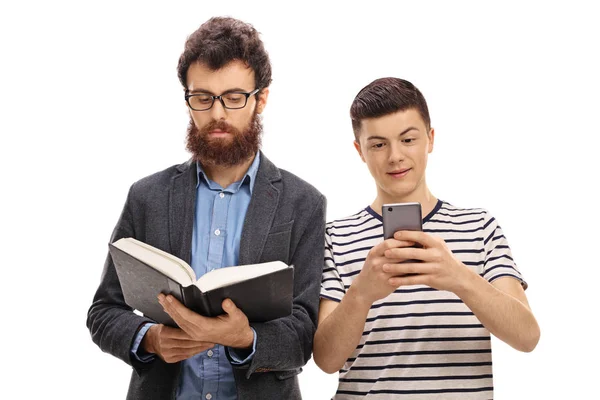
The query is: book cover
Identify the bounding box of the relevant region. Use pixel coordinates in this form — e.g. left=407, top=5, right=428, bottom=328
left=109, top=243, right=294, bottom=327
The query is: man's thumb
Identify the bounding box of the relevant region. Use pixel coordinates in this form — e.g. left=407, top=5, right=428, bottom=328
left=222, top=299, right=236, bottom=314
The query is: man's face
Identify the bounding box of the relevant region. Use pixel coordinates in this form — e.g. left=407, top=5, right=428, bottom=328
left=185, top=60, right=269, bottom=166
left=354, top=108, right=434, bottom=200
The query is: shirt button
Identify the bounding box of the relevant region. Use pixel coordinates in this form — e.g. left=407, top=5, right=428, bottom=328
left=206, top=394, right=212, bottom=400
left=214, top=229, right=220, bottom=236
left=207, top=350, right=213, bottom=357
left=219, top=192, right=225, bottom=198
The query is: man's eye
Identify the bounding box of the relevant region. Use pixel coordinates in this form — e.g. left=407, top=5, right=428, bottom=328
left=372, top=143, right=385, bottom=149
left=196, top=96, right=212, bottom=104
left=225, top=94, right=244, bottom=103
left=403, top=138, right=415, bottom=143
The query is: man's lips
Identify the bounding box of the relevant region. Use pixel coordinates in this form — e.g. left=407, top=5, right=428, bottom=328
left=209, top=129, right=231, bottom=136
left=387, top=168, right=411, bottom=178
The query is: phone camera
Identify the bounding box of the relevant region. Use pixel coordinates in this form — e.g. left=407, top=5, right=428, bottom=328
left=388, top=207, right=393, bottom=212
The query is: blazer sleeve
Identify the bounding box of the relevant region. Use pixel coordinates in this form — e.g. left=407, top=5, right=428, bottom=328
left=230, top=194, right=326, bottom=377
left=86, top=184, right=156, bottom=371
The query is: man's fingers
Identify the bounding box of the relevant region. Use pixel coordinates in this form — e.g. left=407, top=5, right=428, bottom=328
left=159, top=343, right=216, bottom=363
left=158, top=294, right=190, bottom=318
left=158, top=294, right=206, bottom=336
left=222, top=298, right=239, bottom=315
left=159, top=296, right=188, bottom=330
left=161, top=338, right=215, bottom=349
left=158, top=325, right=195, bottom=340
left=195, top=343, right=215, bottom=352
left=169, top=343, right=215, bottom=354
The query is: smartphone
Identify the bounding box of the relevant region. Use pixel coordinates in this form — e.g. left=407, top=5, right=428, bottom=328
left=382, top=202, right=423, bottom=240
left=382, top=202, right=423, bottom=267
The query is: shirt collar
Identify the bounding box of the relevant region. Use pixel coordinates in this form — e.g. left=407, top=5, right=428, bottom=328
left=196, top=152, right=261, bottom=194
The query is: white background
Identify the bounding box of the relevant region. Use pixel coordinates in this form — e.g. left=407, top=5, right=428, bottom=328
left=1, top=1, right=599, bottom=399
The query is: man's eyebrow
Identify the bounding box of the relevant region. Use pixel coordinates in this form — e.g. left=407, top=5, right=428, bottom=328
left=365, top=127, right=419, bottom=141
left=187, top=87, right=249, bottom=95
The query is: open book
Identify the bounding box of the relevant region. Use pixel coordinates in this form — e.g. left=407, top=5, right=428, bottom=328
left=109, top=237, right=293, bottom=326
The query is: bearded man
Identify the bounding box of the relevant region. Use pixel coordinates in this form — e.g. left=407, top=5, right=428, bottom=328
left=86, top=17, right=326, bottom=400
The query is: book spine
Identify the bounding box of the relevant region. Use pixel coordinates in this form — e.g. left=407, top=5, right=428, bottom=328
left=182, top=286, right=212, bottom=316
left=180, top=285, right=188, bottom=305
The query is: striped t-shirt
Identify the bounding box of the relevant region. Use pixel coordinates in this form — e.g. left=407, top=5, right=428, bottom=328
left=320, top=200, right=526, bottom=399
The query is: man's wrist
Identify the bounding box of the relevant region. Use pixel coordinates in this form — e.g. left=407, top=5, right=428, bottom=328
left=228, top=325, right=254, bottom=349
left=227, top=327, right=257, bottom=364
left=141, top=324, right=157, bottom=354
left=239, top=326, right=254, bottom=349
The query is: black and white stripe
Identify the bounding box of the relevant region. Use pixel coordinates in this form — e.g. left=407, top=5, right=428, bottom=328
left=321, top=200, right=525, bottom=399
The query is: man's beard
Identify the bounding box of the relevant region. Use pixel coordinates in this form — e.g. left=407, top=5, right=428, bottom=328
left=186, top=111, right=262, bottom=167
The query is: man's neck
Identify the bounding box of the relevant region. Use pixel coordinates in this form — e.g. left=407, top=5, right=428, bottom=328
left=371, top=186, right=438, bottom=219
left=199, top=153, right=256, bottom=188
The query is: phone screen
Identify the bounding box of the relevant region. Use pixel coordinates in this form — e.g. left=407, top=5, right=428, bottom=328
left=382, top=202, right=422, bottom=240
left=382, top=202, right=423, bottom=267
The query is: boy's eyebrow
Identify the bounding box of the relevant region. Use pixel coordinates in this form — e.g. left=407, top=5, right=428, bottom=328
left=365, top=127, right=419, bottom=141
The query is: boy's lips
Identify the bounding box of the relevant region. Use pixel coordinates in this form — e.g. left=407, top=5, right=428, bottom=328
left=387, top=168, right=411, bottom=178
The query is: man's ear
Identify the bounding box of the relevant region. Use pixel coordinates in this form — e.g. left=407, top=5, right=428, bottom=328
left=256, top=88, right=269, bottom=114
left=354, top=140, right=366, bottom=163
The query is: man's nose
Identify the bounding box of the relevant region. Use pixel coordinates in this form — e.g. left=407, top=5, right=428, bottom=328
left=209, top=98, right=227, bottom=120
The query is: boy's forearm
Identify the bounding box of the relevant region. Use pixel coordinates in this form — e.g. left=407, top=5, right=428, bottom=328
left=314, top=287, right=373, bottom=374
left=457, top=271, right=540, bottom=352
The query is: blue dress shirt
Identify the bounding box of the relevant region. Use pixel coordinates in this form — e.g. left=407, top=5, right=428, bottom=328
left=131, top=153, right=261, bottom=400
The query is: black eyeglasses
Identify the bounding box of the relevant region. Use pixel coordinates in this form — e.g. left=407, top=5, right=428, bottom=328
left=185, top=88, right=261, bottom=111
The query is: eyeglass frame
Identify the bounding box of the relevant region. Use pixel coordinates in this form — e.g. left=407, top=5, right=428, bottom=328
left=184, top=88, right=261, bottom=111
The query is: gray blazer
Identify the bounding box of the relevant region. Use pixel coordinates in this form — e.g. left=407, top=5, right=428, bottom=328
left=87, top=152, right=326, bottom=400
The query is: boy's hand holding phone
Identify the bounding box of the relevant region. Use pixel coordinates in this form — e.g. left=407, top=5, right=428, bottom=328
left=352, top=201, right=472, bottom=304
left=350, top=237, right=418, bottom=306
left=382, top=229, right=475, bottom=294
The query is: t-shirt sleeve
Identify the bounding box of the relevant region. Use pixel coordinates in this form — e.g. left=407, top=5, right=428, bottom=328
left=320, top=228, right=345, bottom=302
left=481, top=211, right=528, bottom=289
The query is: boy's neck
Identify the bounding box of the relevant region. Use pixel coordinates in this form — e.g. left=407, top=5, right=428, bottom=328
left=371, top=187, right=438, bottom=219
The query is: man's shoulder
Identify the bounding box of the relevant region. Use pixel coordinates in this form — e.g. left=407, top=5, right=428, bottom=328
left=277, top=167, right=324, bottom=202
left=129, top=159, right=192, bottom=195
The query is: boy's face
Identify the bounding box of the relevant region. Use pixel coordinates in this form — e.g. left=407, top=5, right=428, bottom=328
left=354, top=108, right=434, bottom=202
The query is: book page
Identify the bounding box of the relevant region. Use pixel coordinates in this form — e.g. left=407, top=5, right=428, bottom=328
left=195, top=261, right=289, bottom=292
left=112, top=238, right=196, bottom=285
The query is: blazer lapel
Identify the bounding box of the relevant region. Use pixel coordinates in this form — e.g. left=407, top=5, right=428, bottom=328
left=239, top=152, right=281, bottom=265
left=169, top=160, right=197, bottom=264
